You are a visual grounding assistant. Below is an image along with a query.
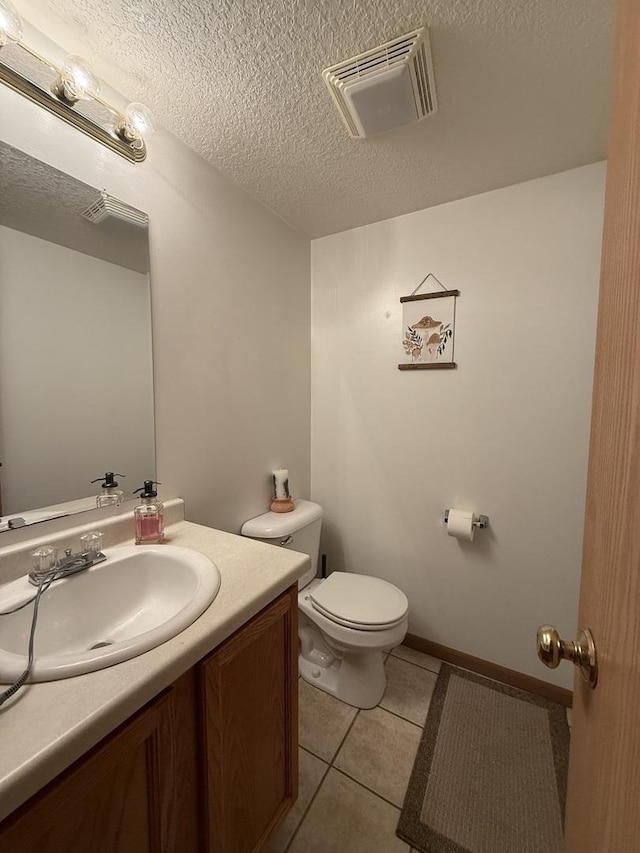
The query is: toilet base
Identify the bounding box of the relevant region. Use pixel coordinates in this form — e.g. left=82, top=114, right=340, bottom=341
left=299, top=646, right=387, bottom=709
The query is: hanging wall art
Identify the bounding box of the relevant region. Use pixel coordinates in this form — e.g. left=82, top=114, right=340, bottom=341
left=398, top=273, right=459, bottom=370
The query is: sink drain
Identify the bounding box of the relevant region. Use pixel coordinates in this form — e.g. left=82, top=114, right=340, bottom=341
left=88, top=640, right=113, bottom=650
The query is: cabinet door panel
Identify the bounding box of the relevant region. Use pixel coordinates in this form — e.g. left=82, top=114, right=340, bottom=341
left=0, top=670, right=199, bottom=853
left=200, top=587, right=298, bottom=853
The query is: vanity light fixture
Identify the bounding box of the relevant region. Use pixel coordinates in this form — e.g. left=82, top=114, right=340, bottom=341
left=0, top=0, right=153, bottom=163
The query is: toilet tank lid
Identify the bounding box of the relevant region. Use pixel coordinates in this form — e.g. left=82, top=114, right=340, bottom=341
left=241, top=499, right=323, bottom=538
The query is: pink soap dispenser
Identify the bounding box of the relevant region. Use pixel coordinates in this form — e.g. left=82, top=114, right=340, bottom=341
left=133, top=480, right=164, bottom=545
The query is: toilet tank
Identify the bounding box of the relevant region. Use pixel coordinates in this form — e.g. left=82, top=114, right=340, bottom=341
left=241, top=500, right=323, bottom=589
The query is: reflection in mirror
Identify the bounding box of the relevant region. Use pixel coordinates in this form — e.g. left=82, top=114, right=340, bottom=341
left=0, top=141, right=155, bottom=531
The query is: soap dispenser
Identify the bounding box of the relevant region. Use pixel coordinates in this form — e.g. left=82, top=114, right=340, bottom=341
left=91, top=473, right=125, bottom=508
left=133, top=480, right=164, bottom=545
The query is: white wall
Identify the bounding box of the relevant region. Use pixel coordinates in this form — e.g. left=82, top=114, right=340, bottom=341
left=0, top=83, right=310, bottom=533
left=311, top=164, right=605, bottom=687
left=0, top=226, right=154, bottom=513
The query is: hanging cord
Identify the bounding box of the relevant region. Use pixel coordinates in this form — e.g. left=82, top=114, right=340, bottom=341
left=0, top=575, right=54, bottom=708
left=0, top=591, right=40, bottom=616
left=410, top=272, right=448, bottom=296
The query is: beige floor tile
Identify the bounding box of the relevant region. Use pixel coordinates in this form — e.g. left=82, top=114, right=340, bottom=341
left=379, top=655, right=438, bottom=726
left=288, top=768, right=409, bottom=853
left=390, top=644, right=442, bottom=674
left=298, top=679, right=358, bottom=761
left=265, top=747, right=328, bottom=853
left=334, top=706, right=422, bottom=807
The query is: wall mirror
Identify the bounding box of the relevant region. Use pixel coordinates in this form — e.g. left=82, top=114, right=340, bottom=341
left=0, top=140, right=155, bottom=531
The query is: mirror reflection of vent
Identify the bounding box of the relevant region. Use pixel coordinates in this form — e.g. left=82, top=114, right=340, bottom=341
left=323, top=27, right=437, bottom=138
left=82, top=191, right=148, bottom=226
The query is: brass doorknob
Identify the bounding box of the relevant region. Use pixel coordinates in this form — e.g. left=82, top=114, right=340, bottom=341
left=537, top=625, right=598, bottom=688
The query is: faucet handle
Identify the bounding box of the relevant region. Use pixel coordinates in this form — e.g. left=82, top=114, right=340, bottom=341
left=79, top=530, right=103, bottom=554
left=31, top=545, right=57, bottom=576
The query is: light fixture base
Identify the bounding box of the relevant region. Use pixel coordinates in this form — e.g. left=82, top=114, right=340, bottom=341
left=114, top=120, right=143, bottom=148
left=51, top=78, right=78, bottom=106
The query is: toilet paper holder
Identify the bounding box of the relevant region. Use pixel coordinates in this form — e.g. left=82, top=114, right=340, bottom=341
left=443, top=510, right=489, bottom=529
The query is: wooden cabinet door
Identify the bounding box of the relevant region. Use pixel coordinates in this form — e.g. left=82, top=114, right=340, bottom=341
left=200, top=586, right=298, bottom=853
left=0, top=670, right=200, bottom=853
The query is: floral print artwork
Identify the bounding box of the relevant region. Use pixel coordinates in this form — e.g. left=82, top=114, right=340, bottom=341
left=401, top=293, right=456, bottom=366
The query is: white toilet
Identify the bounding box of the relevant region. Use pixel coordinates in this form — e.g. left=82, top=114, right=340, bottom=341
left=241, top=500, right=408, bottom=709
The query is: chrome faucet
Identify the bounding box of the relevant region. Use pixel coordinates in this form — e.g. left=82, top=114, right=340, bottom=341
left=28, top=535, right=106, bottom=586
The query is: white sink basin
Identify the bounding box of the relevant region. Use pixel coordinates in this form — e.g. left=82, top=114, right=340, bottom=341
left=0, top=545, right=221, bottom=682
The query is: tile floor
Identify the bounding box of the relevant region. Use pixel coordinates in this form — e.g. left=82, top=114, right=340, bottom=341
left=267, top=645, right=573, bottom=852
left=267, top=645, right=442, bottom=853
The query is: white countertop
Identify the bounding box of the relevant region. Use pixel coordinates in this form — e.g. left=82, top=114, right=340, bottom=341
left=0, top=517, right=308, bottom=823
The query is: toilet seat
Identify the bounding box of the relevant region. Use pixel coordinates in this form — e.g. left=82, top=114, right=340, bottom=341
left=309, top=572, right=408, bottom=632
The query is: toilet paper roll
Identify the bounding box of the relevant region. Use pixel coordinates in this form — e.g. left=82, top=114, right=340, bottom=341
left=447, top=509, right=475, bottom=542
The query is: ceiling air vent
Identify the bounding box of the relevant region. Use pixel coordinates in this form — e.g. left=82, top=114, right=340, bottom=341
left=82, top=191, right=149, bottom=226
left=323, top=27, right=437, bottom=138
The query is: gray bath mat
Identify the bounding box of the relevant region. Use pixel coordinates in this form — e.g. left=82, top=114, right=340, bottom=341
left=397, top=664, right=570, bottom=853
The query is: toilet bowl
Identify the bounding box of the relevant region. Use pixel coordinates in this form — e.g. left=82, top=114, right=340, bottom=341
left=241, top=500, right=409, bottom=709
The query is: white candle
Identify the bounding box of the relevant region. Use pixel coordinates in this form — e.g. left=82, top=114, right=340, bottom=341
left=272, top=468, right=290, bottom=500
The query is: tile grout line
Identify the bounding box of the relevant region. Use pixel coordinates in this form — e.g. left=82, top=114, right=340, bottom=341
left=288, top=652, right=442, bottom=851
left=282, top=709, right=361, bottom=853
left=377, top=703, right=426, bottom=730
left=286, top=709, right=408, bottom=853
left=331, top=765, right=404, bottom=813
left=388, top=650, right=441, bottom=676
left=282, top=755, right=332, bottom=853
left=380, top=650, right=441, bottom=728
left=329, top=707, right=361, bottom=766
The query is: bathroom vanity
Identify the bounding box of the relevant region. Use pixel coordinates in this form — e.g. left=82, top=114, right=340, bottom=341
left=0, top=504, right=307, bottom=853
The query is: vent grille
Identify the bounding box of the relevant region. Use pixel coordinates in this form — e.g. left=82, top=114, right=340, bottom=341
left=82, top=191, right=148, bottom=226
left=323, top=27, right=437, bottom=138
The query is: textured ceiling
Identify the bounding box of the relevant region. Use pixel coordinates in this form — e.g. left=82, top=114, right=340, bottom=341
left=0, top=141, right=149, bottom=272
left=15, top=0, right=615, bottom=237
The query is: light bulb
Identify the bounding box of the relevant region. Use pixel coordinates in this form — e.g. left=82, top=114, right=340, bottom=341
left=116, top=102, right=155, bottom=141
left=0, top=0, right=23, bottom=46
left=52, top=55, right=100, bottom=104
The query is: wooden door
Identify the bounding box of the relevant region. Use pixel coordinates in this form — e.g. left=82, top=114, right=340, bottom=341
left=563, top=1, right=640, bottom=849
left=0, top=670, right=200, bottom=853
left=199, top=586, right=298, bottom=853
